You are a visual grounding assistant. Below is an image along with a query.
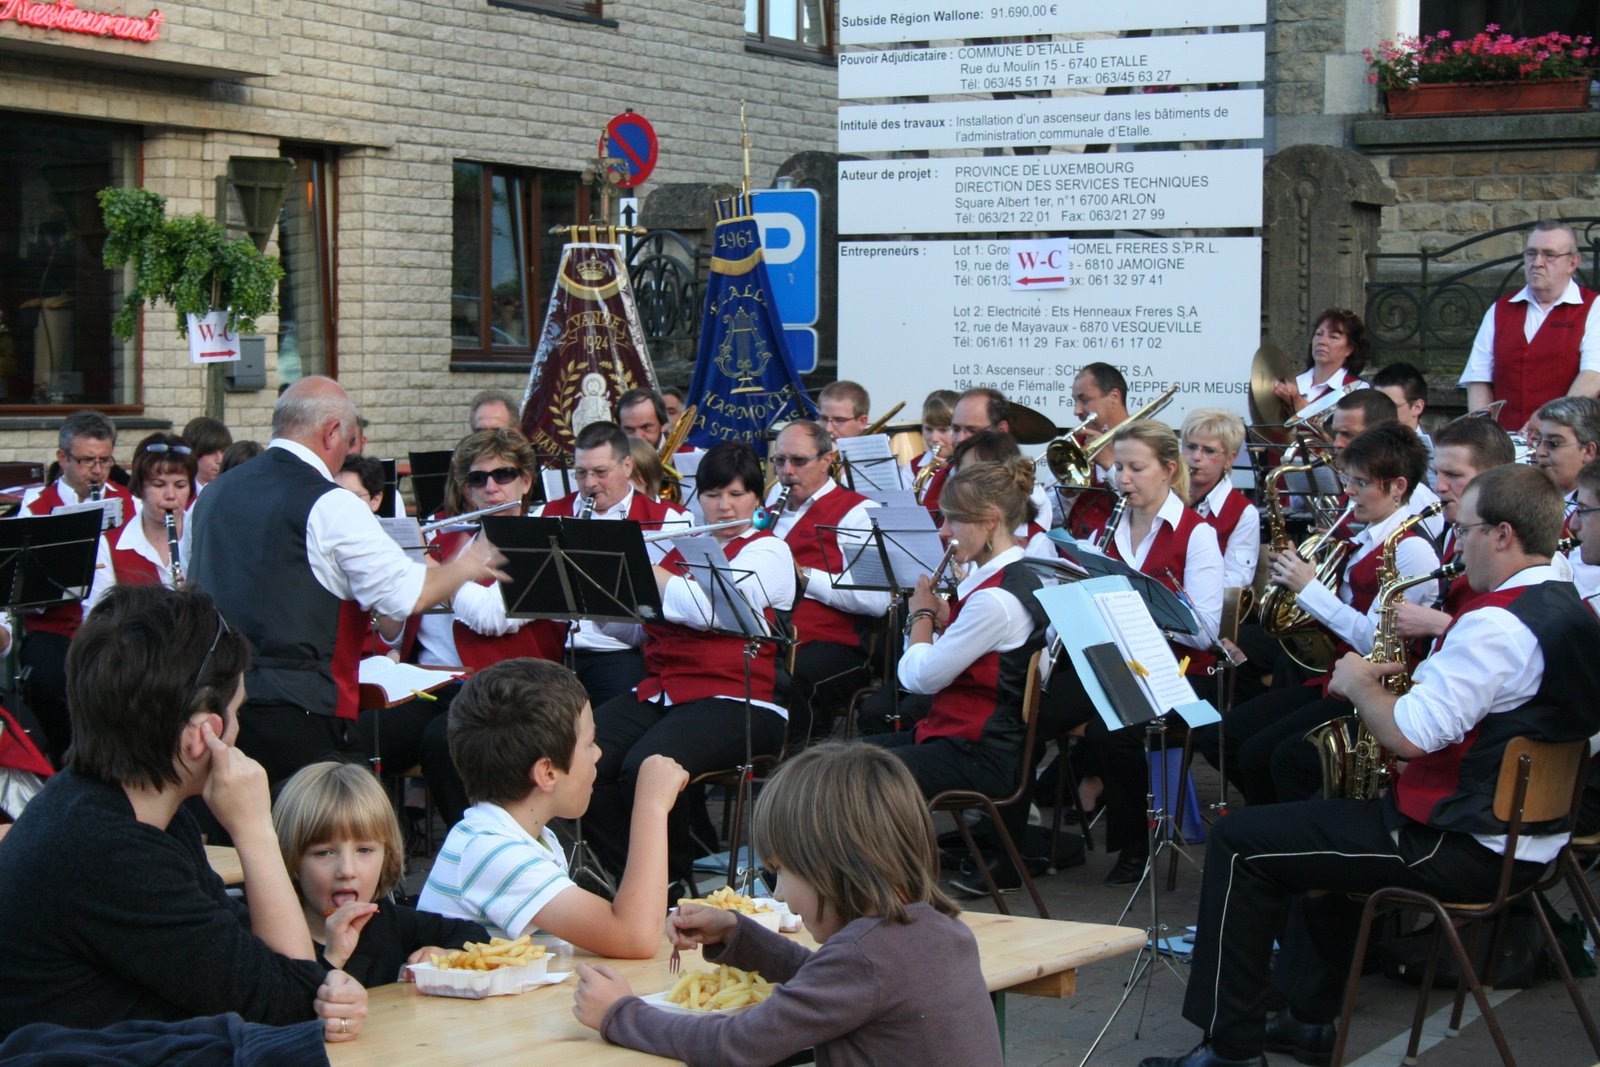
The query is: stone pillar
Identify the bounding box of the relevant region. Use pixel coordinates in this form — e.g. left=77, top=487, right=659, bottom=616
left=1262, top=144, right=1394, bottom=360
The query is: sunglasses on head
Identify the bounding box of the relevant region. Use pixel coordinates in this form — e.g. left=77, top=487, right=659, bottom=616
left=465, top=466, right=521, bottom=488
left=144, top=442, right=192, bottom=456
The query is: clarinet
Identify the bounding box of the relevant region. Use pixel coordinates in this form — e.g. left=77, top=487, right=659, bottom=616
left=1096, top=494, right=1128, bottom=552
left=576, top=491, right=598, bottom=520
left=769, top=484, right=793, bottom=517
left=164, top=510, right=185, bottom=589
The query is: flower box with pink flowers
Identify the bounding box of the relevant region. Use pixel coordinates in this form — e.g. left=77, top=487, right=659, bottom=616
left=1365, top=25, right=1595, bottom=118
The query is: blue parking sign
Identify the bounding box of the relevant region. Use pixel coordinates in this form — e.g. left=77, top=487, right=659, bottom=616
left=751, top=188, right=819, bottom=329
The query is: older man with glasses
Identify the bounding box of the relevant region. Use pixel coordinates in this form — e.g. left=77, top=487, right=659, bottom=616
left=1460, top=219, right=1600, bottom=432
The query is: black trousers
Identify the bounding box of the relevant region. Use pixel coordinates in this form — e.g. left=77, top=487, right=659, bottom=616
left=855, top=687, right=931, bottom=736
left=1036, top=657, right=1149, bottom=856
left=1194, top=684, right=1335, bottom=806
left=788, top=639, right=871, bottom=746
left=235, top=701, right=362, bottom=788
left=1183, top=798, right=1544, bottom=1057
left=584, top=692, right=787, bottom=884
left=867, top=730, right=1030, bottom=858
left=573, top=649, right=646, bottom=711
left=19, top=632, right=71, bottom=768
left=356, top=683, right=467, bottom=828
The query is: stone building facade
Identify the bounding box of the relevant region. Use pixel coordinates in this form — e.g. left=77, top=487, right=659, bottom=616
left=0, top=0, right=836, bottom=464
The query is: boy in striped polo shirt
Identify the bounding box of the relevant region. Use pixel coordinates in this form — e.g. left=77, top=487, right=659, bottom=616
left=418, top=659, right=688, bottom=958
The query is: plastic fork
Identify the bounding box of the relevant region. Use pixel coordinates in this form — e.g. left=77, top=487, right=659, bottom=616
left=668, top=945, right=681, bottom=974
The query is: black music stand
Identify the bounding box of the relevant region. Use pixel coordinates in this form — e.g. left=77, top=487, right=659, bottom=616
left=671, top=538, right=792, bottom=892
left=481, top=514, right=663, bottom=894
left=406, top=450, right=453, bottom=521
left=0, top=510, right=103, bottom=616
left=820, top=515, right=949, bottom=733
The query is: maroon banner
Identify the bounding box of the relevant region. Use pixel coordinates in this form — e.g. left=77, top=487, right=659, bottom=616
left=519, top=242, right=658, bottom=459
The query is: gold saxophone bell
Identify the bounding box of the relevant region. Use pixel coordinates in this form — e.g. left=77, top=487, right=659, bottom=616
left=912, top=443, right=951, bottom=501
left=1258, top=497, right=1356, bottom=674
left=658, top=404, right=698, bottom=505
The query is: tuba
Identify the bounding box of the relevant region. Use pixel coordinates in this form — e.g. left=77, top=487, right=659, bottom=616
left=1304, top=502, right=1443, bottom=800
left=1257, top=479, right=1354, bottom=673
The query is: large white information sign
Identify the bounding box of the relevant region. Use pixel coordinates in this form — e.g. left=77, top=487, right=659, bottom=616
left=839, top=89, right=1262, bottom=153
left=839, top=149, right=1262, bottom=234
left=839, top=0, right=1267, bottom=46
left=838, top=31, right=1265, bottom=99
left=837, top=238, right=1260, bottom=425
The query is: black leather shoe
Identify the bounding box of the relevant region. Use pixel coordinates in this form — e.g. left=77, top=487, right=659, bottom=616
left=949, top=855, right=1021, bottom=898
left=1265, top=1011, right=1337, bottom=1067
left=1137, top=1041, right=1266, bottom=1067
left=1104, top=850, right=1148, bottom=886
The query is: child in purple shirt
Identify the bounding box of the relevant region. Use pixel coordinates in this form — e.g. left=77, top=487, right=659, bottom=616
left=574, top=743, right=1002, bottom=1067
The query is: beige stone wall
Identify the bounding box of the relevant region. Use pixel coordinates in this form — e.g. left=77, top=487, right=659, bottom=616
left=0, top=0, right=838, bottom=464
left=1371, top=147, right=1600, bottom=259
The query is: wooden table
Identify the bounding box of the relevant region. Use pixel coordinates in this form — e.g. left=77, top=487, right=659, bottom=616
left=205, top=844, right=243, bottom=887
left=328, top=912, right=1144, bottom=1066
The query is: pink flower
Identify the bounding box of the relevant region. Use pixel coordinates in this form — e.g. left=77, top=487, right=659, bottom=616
left=1368, top=72, right=1378, bottom=83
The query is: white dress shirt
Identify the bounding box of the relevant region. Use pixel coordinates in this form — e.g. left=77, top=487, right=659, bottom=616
left=1459, top=279, right=1600, bottom=387
left=530, top=488, right=688, bottom=653
left=245, top=439, right=425, bottom=618
left=1392, top=564, right=1566, bottom=861
left=1294, top=366, right=1367, bottom=404
left=775, top=479, right=891, bottom=617
left=1112, top=491, right=1223, bottom=651
left=899, top=545, right=1036, bottom=695
left=84, top=518, right=176, bottom=616
left=1296, top=505, right=1440, bottom=655
left=1195, top=478, right=1261, bottom=590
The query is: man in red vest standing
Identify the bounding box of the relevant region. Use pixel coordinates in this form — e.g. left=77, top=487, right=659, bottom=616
left=1139, top=464, right=1600, bottom=1067
left=1460, top=220, right=1600, bottom=433
left=769, top=420, right=888, bottom=744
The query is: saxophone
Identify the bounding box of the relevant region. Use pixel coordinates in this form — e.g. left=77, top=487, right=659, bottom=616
left=1304, top=501, right=1443, bottom=800
left=1259, top=488, right=1356, bottom=673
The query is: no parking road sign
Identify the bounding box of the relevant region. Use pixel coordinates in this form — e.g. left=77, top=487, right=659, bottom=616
left=602, top=111, right=658, bottom=189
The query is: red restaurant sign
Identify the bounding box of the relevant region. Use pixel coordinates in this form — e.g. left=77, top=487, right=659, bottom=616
left=0, top=0, right=163, bottom=42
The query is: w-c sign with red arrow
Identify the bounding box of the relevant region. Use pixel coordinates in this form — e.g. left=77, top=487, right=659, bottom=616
left=1008, top=237, right=1071, bottom=292
left=186, top=311, right=241, bottom=364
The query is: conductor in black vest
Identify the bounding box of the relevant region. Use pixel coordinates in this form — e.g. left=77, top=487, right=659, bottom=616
left=190, top=377, right=506, bottom=784
left=1140, top=463, right=1600, bottom=1067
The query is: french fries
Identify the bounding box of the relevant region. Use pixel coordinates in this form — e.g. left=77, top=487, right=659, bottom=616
left=677, top=885, right=773, bottom=915
left=664, top=964, right=774, bottom=1011
left=429, top=934, right=547, bottom=971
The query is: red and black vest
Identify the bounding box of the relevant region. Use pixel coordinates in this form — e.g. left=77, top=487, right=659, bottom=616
left=431, top=530, right=564, bottom=669
left=105, top=521, right=165, bottom=589
left=921, top=464, right=950, bottom=523
left=189, top=450, right=371, bottom=720
left=22, top=481, right=135, bottom=639
left=784, top=486, right=872, bottom=649
left=916, top=561, right=1048, bottom=745
left=1491, top=286, right=1599, bottom=431
left=637, top=532, right=780, bottom=706
left=1199, top=487, right=1251, bottom=547
left=1391, top=580, right=1600, bottom=837
left=1104, top=506, right=1216, bottom=677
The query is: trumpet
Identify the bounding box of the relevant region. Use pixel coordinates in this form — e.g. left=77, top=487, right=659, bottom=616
left=641, top=507, right=780, bottom=543
left=1096, top=493, right=1128, bottom=552
left=1045, top=386, right=1179, bottom=488
left=164, top=510, right=185, bottom=589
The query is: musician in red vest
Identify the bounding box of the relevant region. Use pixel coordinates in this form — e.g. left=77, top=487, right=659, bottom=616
left=1181, top=408, right=1259, bottom=589
left=904, top=388, right=957, bottom=490
left=18, top=410, right=137, bottom=767
left=868, top=458, right=1047, bottom=899
left=1461, top=221, right=1600, bottom=433
left=1224, top=425, right=1438, bottom=807
left=1142, top=464, right=1600, bottom=1067
left=1061, top=363, right=1129, bottom=539
left=83, top=433, right=194, bottom=616
left=532, top=421, right=689, bottom=709
left=583, top=442, right=794, bottom=884
left=948, top=430, right=1055, bottom=557
left=932, top=388, right=1051, bottom=525
left=1394, top=417, right=1517, bottom=643
left=769, top=420, right=887, bottom=744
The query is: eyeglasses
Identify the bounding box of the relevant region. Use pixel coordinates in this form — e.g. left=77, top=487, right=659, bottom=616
left=817, top=415, right=860, bottom=426
left=572, top=465, right=617, bottom=482
left=1346, top=476, right=1390, bottom=492
left=465, top=467, right=521, bottom=488
left=1524, top=249, right=1577, bottom=263
left=143, top=443, right=192, bottom=456
left=1534, top=436, right=1574, bottom=453
left=769, top=454, right=821, bottom=468
left=67, top=453, right=113, bottom=468
left=1452, top=521, right=1494, bottom=539
left=190, top=612, right=232, bottom=697
left=1573, top=505, right=1600, bottom=520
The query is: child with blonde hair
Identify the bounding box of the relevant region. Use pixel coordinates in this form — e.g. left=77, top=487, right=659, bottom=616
left=574, top=743, right=1002, bottom=1066
left=273, top=761, right=486, bottom=986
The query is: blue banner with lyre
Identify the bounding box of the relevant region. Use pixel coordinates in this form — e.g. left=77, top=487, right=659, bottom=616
left=686, top=197, right=816, bottom=455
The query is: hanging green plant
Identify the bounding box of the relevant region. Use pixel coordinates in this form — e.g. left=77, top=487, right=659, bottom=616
left=97, top=187, right=284, bottom=340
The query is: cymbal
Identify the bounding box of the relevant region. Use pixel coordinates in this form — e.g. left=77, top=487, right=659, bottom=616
left=1007, top=400, right=1059, bottom=445
left=1249, top=342, right=1294, bottom=428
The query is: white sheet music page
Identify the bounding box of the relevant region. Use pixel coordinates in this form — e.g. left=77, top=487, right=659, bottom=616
left=1091, top=589, right=1197, bottom=714
left=358, top=657, right=462, bottom=703
left=378, top=516, right=424, bottom=551
left=836, top=434, right=906, bottom=493
left=846, top=506, right=943, bottom=591
left=670, top=535, right=768, bottom=636
left=673, top=451, right=704, bottom=524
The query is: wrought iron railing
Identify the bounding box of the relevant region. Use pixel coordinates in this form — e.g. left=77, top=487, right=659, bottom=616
left=1365, top=218, right=1600, bottom=375
left=626, top=229, right=704, bottom=364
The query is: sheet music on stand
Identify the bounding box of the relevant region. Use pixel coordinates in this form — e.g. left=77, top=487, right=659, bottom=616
left=825, top=507, right=946, bottom=593
left=836, top=434, right=906, bottom=495
left=378, top=516, right=426, bottom=553
left=0, top=510, right=103, bottom=611
left=673, top=451, right=704, bottom=524
left=51, top=497, right=122, bottom=532
left=860, top=489, right=919, bottom=509
left=541, top=469, right=573, bottom=506
left=482, top=515, right=662, bottom=624
left=669, top=535, right=774, bottom=638
left=1044, top=531, right=1201, bottom=636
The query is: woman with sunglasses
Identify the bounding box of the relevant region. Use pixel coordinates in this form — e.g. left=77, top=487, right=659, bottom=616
left=584, top=441, right=795, bottom=887
left=1272, top=307, right=1373, bottom=413
left=83, top=433, right=196, bottom=615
